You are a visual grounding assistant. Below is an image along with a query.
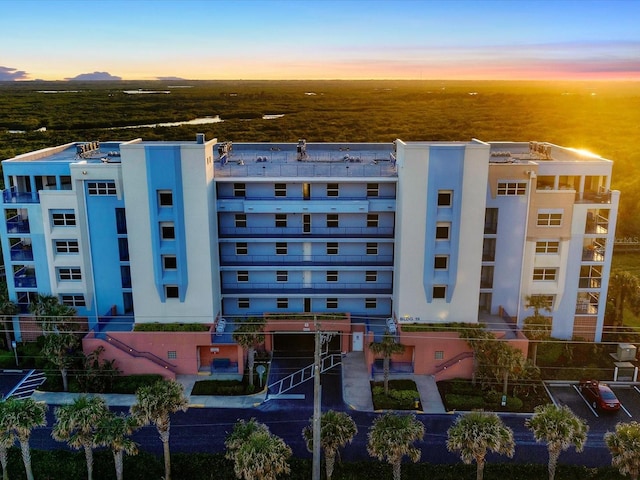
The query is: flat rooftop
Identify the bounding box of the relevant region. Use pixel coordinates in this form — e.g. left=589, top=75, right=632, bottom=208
left=4, top=141, right=124, bottom=165
left=213, top=141, right=398, bottom=179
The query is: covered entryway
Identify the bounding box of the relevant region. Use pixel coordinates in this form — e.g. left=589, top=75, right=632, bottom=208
left=272, top=332, right=341, bottom=357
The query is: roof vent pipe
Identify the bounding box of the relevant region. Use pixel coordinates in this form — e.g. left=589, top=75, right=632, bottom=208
left=196, top=133, right=205, bottom=144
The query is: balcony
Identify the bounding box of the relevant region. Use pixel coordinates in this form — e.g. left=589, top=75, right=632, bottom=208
left=6, top=215, right=30, bottom=234
left=220, top=254, right=393, bottom=266
left=577, top=190, right=612, bottom=204
left=10, top=243, right=33, bottom=261
left=219, top=226, right=394, bottom=238
left=221, top=282, right=393, bottom=294
left=2, top=187, right=39, bottom=204
left=14, top=267, right=36, bottom=288
left=579, top=277, right=602, bottom=289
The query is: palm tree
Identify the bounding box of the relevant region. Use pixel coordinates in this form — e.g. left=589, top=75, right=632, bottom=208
left=225, top=418, right=271, bottom=459
left=302, top=410, right=358, bottom=480
left=52, top=395, right=110, bottom=480
left=28, top=293, right=76, bottom=333
left=607, top=271, right=640, bottom=330
left=605, top=421, right=640, bottom=480
left=525, top=404, right=588, bottom=480
left=41, top=332, right=79, bottom=392
left=0, top=286, right=18, bottom=351
left=226, top=422, right=291, bottom=480
left=232, top=316, right=266, bottom=389
left=367, top=413, right=424, bottom=480
left=0, top=401, right=15, bottom=480
left=130, top=379, right=188, bottom=480
left=94, top=412, right=139, bottom=480
left=3, top=398, right=47, bottom=480
left=523, top=295, right=552, bottom=364
left=446, top=411, right=515, bottom=480
left=369, top=332, right=405, bottom=395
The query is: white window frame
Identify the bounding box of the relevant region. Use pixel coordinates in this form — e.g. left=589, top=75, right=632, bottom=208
left=236, top=242, right=248, bottom=255
left=327, top=183, right=339, bottom=197
left=275, top=214, right=287, bottom=228
left=238, top=298, right=250, bottom=309
left=274, top=183, right=287, bottom=197
left=326, top=214, right=339, bottom=228
left=434, top=255, right=449, bottom=270
left=57, top=267, right=82, bottom=281
left=276, top=271, right=288, bottom=282
left=55, top=240, right=79, bottom=254
left=326, top=298, right=338, bottom=309
left=365, top=298, right=377, bottom=309
left=51, top=211, right=76, bottom=226
left=433, top=285, right=447, bottom=299
left=535, top=240, right=560, bottom=254
left=437, top=190, right=453, bottom=207
left=537, top=211, right=563, bottom=227
left=327, top=271, right=338, bottom=282
left=87, top=181, right=117, bottom=195
left=160, top=222, right=175, bottom=240
left=158, top=190, right=173, bottom=207
left=497, top=181, right=527, bottom=196
left=165, top=285, right=179, bottom=298
left=367, top=183, right=379, bottom=197
left=162, top=255, right=177, bottom=270
left=435, top=222, right=451, bottom=240
left=60, top=294, right=86, bottom=307
left=276, top=242, right=287, bottom=255
left=533, top=268, right=557, bottom=281
left=234, top=183, right=246, bottom=197
left=237, top=271, right=249, bottom=282
left=367, top=214, right=379, bottom=227
left=277, top=297, right=288, bottom=309
left=366, top=243, right=378, bottom=255
left=235, top=214, right=247, bottom=228
left=327, top=242, right=339, bottom=255
left=366, top=271, right=377, bottom=282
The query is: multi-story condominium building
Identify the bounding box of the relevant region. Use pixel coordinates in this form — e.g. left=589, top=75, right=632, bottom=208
left=0, top=136, right=619, bottom=378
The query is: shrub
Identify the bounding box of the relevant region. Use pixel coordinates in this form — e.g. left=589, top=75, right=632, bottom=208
left=134, top=322, right=209, bottom=332
left=445, top=393, right=485, bottom=410
left=191, top=379, right=246, bottom=396
left=111, top=374, right=164, bottom=393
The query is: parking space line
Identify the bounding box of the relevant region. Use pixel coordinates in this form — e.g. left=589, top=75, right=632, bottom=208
left=621, top=404, right=633, bottom=417
left=573, top=384, right=599, bottom=417
left=634, top=386, right=640, bottom=396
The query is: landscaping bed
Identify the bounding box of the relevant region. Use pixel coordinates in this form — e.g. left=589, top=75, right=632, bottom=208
left=370, top=379, right=422, bottom=410
left=437, top=378, right=550, bottom=413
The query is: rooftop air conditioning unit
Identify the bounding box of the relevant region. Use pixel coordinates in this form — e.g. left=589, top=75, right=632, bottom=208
left=617, top=343, right=637, bottom=362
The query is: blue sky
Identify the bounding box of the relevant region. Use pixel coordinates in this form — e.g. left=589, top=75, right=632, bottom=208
left=1, top=0, right=639, bottom=81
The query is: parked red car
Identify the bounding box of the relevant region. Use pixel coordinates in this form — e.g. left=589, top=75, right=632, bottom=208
left=579, top=379, right=621, bottom=412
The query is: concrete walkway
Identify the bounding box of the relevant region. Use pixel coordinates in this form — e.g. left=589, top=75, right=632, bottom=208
left=30, top=355, right=446, bottom=413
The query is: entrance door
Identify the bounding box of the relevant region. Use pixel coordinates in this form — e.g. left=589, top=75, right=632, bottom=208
left=352, top=332, right=364, bottom=351
left=304, top=298, right=311, bottom=313
left=303, top=214, right=311, bottom=234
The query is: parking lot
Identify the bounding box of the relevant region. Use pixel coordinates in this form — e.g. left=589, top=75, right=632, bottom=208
left=546, top=381, right=640, bottom=429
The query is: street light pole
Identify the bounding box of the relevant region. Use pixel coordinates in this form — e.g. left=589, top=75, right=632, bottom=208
left=312, top=316, right=322, bottom=480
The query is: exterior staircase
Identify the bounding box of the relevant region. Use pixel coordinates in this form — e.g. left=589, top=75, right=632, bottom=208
left=5, top=369, right=46, bottom=400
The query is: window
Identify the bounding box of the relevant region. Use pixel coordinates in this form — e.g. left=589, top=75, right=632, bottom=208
left=433, top=285, right=447, bottom=299
left=55, top=240, right=79, bottom=254
left=87, top=181, right=117, bottom=195
left=236, top=243, right=248, bottom=255
left=365, top=298, right=377, bottom=309
left=234, top=183, right=246, bottom=197
left=484, top=208, right=498, bottom=234
left=238, top=298, right=250, bottom=309
left=276, top=271, right=288, bottom=282
left=276, top=242, right=287, bottom=255
left=275, top=214, right=287, bottom=228
left=158, top=190, right=173, bottom=207
left=60, top=294, right=85, bottom=307
left=327, top=183, right=339, bottom=197
left=160, top=222, right=175, bottom=240
left=367, top=183, right=379, bottom=197
left=327, top=298, right=338, bottom=309
left=121, top=265, right=131, bottom=288
left=434, top=255, right=448, bottom=270
left=533, top=268, right=557, bottom=281
left=115, top=208, right=127, bottom=234
left=327, top=271, right=338, bottom=282
left=235, top=214, right=247, bottom=228
left=536, top=241, right=560, bottom=254
left=275, top=183, right=287, bottom=197
left=58, top=267, right=81, bottom=281
left=497, top=181, right=526, bottom=196
left=435, top=223, right=450, bottom=240
left=118, top=238, right=129, bottom=261
left=435, top=351, right=444, bottom=360
left=480, top=266, right=494, bottom=288
left=528, top=295, right=554, bottom=310
left=277, top=298, right=288, bottom=309
left=482, top=238, right=496, bottom=261
left=165, top=286, right=179, bottom=298
left=237, top=271, right=249, bottom=282
left=367, top=214, right=378, bottom=227
left=327, top=214, right=339, bottom=228
left=162, top=255, right=177, bottom=270
left=366, top=271, right=377, bottom=282
left=366, top=243, right=378, bottom=255
left=437, top=190, right=453, bottom=207
left=537, top=212, right=563, bottom=227
left=327, top=242, right=338, bottom=255
left=51, top=211, right=76, bottom=226
left=167, top=351, right=177, bottom=359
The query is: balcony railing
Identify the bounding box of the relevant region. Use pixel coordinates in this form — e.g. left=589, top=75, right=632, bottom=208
left=6, top=215, right=30, bottom=234
left=582, top=248, right=605, bottom=262
left=219, top=226, right=394, bottom=238
left=576, top=191, right=612, bottom=204
left=2, top=187, right=39, bottom=204
left=10, top=244, right=33, bottom=261
left=579, top=277, right=602, bottom=288
left=221, top=282, right=393, bottom=294
left=220, top=254, right=393, bottom=266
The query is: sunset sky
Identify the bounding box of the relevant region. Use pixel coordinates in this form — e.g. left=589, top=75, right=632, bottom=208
left=1, top=0, right=639, bottom=81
